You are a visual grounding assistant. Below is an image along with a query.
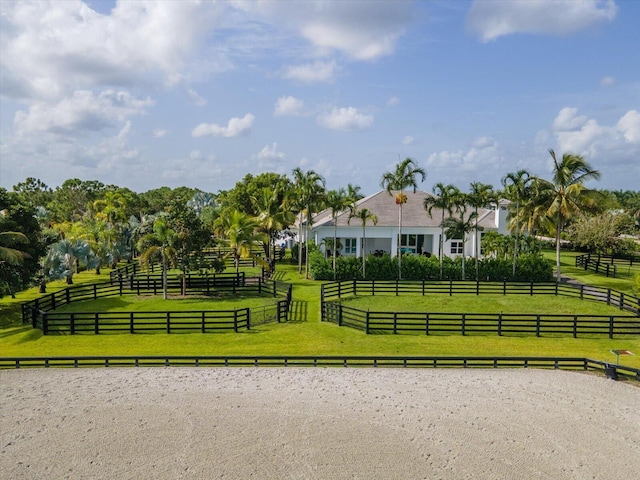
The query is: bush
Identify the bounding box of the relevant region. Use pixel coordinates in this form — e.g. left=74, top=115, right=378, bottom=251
left=309, top=252, right=553, bottom=282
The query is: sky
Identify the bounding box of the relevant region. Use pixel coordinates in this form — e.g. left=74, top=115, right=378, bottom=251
left=1, top=0, right=639, bottom=196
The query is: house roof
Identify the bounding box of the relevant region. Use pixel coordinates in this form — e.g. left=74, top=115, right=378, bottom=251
left=310, top=190, right=501, bottom=229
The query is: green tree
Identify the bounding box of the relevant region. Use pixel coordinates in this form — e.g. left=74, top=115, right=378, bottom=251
left=442, top=191, right=475, bottom=280
left=424, top=183, right=459, bottom=279
left=534, top=150, right=601, bottom=279
left=12, top=177, right=53, bottom=209
left=214, top=209, right=268, bottom=273
left=348, top=207, right=378, bottom=278
left=468, top=182, right=497, bottom=280
left=502, top=169, right=534, bottom=276
left=380, top=158, right=426, bottom=279
left=326, top=188, right=351, bottom=278
left=292, top=168, right=326, bottom=278
left=137, top=217, right=178, bottom=299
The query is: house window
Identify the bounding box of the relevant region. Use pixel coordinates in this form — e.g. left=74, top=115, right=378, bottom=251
left=450, top=240, right=463, bottom=255
left=344, top=238, right=357, bottom=254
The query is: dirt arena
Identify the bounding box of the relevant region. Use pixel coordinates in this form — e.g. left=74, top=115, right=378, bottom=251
left=1, top=367, right=639, bottom=479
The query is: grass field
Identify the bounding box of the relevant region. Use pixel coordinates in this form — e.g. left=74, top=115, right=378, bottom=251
left=1, top=254, right=639, bottom=368
left=340, top=294, right=634, bottom=316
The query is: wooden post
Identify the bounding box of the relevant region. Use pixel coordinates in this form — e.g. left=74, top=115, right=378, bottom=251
left=93, top=284, right=97, bottom=300
left=536, top=315, right=540, bottom=337
left=449, top=278, right=453, bottom=296
left=365, top=310, right=369, bottom=334
left=393, top=312, right=397, bottom=334
left=167, top=312, right=171, bottom=333
left=530, top=281, right=533, bottom=296
left=607, top=289, right=611, bottom=305
left=620, top=292, right=624, bottom=310
left=94, top=312, right=99, bottom=334
left=498, top=312, right=502, bottom=336
left=42, top=313, right=48, bottom=335
left=573, top=315, right=577, bottom=338
left=202, top=311, right=206, bottom=333
left=233, top=310, right=238, bottom=333
left=461, top=313, right=466, bottom=336
left=609, top=316, right=614, bottom=339
left=130, top=312, right=134, bottom=334
left=580, top=284, right=584, bottom=300
left=425, top=313, right=429, bottom=335
left=70, top=313, right=75, bottom=334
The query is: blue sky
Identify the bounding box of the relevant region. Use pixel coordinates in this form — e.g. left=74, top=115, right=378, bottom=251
left=1, top=0, right=638, bottom=195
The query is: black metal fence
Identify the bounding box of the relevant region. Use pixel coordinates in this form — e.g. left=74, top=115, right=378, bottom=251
left=575, top=253, right=640, bottom=278
left=0, top=355, right=638, bottom=380
left=322, top=303, right=639, bottom=338
left=22, top=274, right=293, bottom=334
left=321, top=280, right=640, bottom=315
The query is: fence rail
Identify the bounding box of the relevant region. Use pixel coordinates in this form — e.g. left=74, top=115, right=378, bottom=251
left=321, top=280, right=640, bottom=316
left=22, top=275, right=293, bottom=334
left=322, top=303, right=639, bottom=338
left=0, top=355, right=637, bottom=379
left=575, top=254, right=618, bottom=277
left=575, top=253, right=640, bottom=267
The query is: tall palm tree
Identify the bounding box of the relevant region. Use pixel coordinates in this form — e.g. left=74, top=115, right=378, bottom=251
left=137, top=217, right=177, bottom=299
left=214, top=209, right=268, bottom=273
left=535, top=150, right=601, bottom=279
left=424, top=183, right=459, bottom=279
left=348, top=207, right=378, bottom=278
left=468, top=182, right=497, bottom=280
left=326, top=188, right=351, bottom=278
left=501, top=169, right=533, bottom=276
left=380, top=158, right=426, bottom=279
left=292, top=168, right=326, bottom=279
left=251, top=186, right=294, bottom=264
left=442, top=192, right=475, bottom=281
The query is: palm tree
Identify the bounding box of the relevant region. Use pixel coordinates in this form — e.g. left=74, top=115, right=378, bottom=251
left=468, top=182, right=497, bottom=280
left=380, top=158, right=426, bottom=279
left=535, top=150, right=601, bottom=279
left=44, top=239, right=96, bottom=285
left=251, top=186, right=294, bottom=265
left=424, top=183, right=459, bottom=279
left=326, top=188, right=351, bottom=278
left=442, top=191, right=475, bottom=280
left=502, top=169, right=533, bottom=276
left=0, top=231, right=29, bottom=265
left=214, top=209, right=268, bottom=273
left=137, top=217, right=177, bottom=299
left=292, top=168, right=326, bottom=279
left=348, top=207, right=378, bottom=278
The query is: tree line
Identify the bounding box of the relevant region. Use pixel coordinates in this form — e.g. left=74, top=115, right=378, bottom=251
left=1, top=150, right=639, bottom=297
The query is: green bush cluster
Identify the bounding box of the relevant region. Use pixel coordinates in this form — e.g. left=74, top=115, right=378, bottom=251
left=310, top=252, right=553, bottom=282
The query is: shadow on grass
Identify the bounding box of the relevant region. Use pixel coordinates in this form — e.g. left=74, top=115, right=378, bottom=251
left=288, top=300, right=308, bottom=323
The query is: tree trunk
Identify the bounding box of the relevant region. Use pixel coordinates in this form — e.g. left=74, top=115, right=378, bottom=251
left=439, top=210, right=445, bottom=280
left=555, top=215, right=562, bottom=281
left=333, top=222, right=337, bottom=280
left=362, top=224, right=366, bottom=278
left=398, top=202, right=403, bottom=280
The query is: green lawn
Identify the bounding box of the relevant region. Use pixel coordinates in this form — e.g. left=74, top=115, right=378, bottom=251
left=340, top=294, right=633, bottom=316
left=1, top=260, right=639, bottom=368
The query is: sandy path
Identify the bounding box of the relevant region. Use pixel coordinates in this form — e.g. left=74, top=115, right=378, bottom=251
left=1, top=368, right=639, bottom=479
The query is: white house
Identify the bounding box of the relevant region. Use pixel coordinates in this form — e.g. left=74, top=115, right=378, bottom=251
left=304, top=190, right=509, bottom=260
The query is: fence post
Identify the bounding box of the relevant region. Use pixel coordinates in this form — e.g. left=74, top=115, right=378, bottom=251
left=234, top=310, right=238, bottom=333
left=461, top=314, right=466, bottom=336
left=503, top=278, right=506, bottom=296
left=372, top=279, right=375, bottom=296
left=554, top=282, right=558, bottom=296
left=425, top=313, right=429, bottom=335
left=395, top=280, right=399, bottom=296
left=580, top=284, right=584, bottom=300
left=167, top=312, right=171, bottom=334
left=573, top=315, right=577, bottom=338
left=530, top=281, right=533, bottom=296
left=202, top=311, right=206, bottom=333
left=338, top=304, right=343, bottom=327
left=607, top=289, right=611, bottom=305
left=93, top=284, right=97, bottom=300
left=353, top=279, right=357, bottom=296
left=247, top=309, right=251, bottom=331
left=393, top=312, right=397, bottom=334
left=119, top=276, right=123, bottom=296
left=51, top=293, right=56, bottom=310
left=620, top=292, right=624, bottom=310
left=422, top=280, right=425, bottom=296
left=449, top=278, right=453, bottom=296
left=66, top=288, right=70, bottom=305
left=365, top=310, right=370, bottom=334
left=94, top=312, right=99, bottom=334
left=498, top=312, right=502, bottom=336
left=42, top=313, right=48, bottom=335
left=476, top=280, right=479, bottom=296
left=130, top=312, right=134, bottom=334
left=609, top=316, right=614, bottom=339
left=536, top=315, right=540, bottom=337
left=70, top=313, right=75, bottom=334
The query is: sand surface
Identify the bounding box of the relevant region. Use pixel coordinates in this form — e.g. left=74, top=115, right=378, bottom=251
left=1, top=367, right=639, bottom=479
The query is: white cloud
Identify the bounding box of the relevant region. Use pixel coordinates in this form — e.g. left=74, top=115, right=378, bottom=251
left=13, top=89, right=154, bottom=135
left=0, top=0, right=223, bottom=101
left=187, top=88, right=207, bottom=107
left=317, top=107, right=374, bottom=131
left=552, top=107, right=589, bottom=131
left=466, top=0, right=617, bottom=42
left=192, top=113, right=255, bottom=138
left=249, top=1, right=412, bottom=60
left=427, top=137, right=501, bottom=173
left=153, top=129, right=168, bottom=138
left=401, top=135, right=414, bottom=145
left=600, top=76, right=616, bottom=87
left=256, top=142, right=285, bottom=161
left=282, top=61, right=337, bottom=83
left=616, top=110, right=640, bottom=143
left=387, top=96, right=400, bottom=106
left=274, top=96, right=304, bottom=116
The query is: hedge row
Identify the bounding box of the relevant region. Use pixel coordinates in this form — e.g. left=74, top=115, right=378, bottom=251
left=310, top=252, right=553, bottom=282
